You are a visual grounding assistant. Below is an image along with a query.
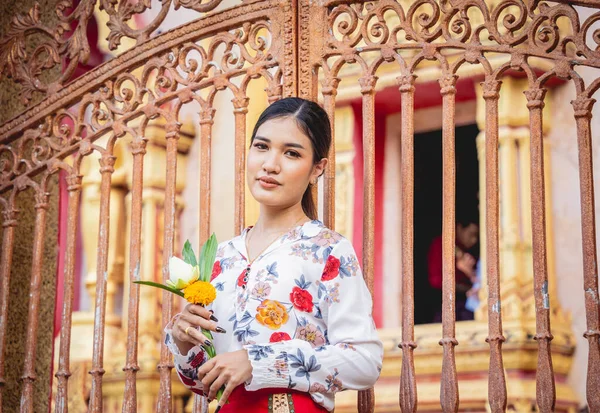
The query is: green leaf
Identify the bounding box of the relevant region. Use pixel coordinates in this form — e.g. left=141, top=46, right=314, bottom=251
left=201, top=329, right=214, bottom=340
left=201, top=329, right=216, bottom=357
left=199, top=233, right=218, bottom=282
left=133, top=281, right=185, bottom=298
left=182, top=240, right=197, bottom=267
left=216, top=387, right=227, bottom=404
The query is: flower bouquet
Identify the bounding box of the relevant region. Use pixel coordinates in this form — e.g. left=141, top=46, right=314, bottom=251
left=134, top=234, right=222, bottom=399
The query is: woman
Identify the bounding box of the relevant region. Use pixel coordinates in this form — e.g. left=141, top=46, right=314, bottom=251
left=165, top=97, right=383, bottom=413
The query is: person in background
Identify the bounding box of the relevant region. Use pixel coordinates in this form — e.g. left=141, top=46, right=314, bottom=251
left=427, top=214, right=479, bottom=322
left=465, top=259, right=482, bottom=313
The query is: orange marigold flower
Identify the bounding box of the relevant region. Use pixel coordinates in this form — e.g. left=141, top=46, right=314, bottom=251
left=183, top=281, right=217, bottom=306
left=255, top=299, right=289, bottom=330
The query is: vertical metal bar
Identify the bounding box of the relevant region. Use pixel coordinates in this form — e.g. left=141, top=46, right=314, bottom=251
left=359, top=74, right=377, bottom=298
left=199, top=108, right=215, bottom=245
left=19, top=186, right=50, bottom=413
left=482, top=79, right=507, bottom=412
left=157, top=122, right=181, bottom=413
left=89, top=151, right=116, bottom=413
left=233, top=98, right=249, bottom=236
left=122, top=136, right=148, bottom=413
left=194, top=109, right=215, bottom=413
left=439, top=73, right=459, bottom=413
left=398, top=74, right=417, bottom=413
left=358, top=74, right=377, bottom=413
left=193, top=393, right=209, bottom=413
left=524, top=87, right=555, bottom=413
left=0, top=195, right=18, bottom=413
left=572, top=96, right=600, bottom=412
left=54, top=172, right=83, bottom=413
left=321, top=77, right=340, bottom=229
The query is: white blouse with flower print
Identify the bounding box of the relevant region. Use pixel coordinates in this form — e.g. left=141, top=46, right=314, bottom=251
left=164, top=220, right=383, bottom=412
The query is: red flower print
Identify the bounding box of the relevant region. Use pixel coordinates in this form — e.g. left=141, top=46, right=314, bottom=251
left=177, top=371, right=196, bottom=387
left=237, top=268, right=249, bottom=289
left=270, top=332, right=291, bottom=342
left=321, top=255, right=341, bottom=281
left=290, top=286, right=314, bottom=312
left=211, top=261, right=222, bottom=281
left=190, top=351, right=206, bottom=368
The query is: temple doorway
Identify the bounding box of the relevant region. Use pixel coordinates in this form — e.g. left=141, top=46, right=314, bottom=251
left=413, top=124, right=481, bottom=324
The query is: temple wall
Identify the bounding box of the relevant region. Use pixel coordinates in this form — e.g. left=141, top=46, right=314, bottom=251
left=0, top=1, right=59, bottom=412
left=548, top=68, right=600, bottom=408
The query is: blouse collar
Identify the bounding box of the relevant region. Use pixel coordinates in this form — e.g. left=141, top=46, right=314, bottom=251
left=229, top=219, right=324, bottom=261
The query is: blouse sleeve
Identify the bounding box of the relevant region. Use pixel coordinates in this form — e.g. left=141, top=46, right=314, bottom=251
left=243, top=238, right=383, bottom=403
left=164, top=314, right=209, bottom=395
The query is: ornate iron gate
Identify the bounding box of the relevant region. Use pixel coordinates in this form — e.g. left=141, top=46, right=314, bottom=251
left=0, top=0, right=600, bottom=412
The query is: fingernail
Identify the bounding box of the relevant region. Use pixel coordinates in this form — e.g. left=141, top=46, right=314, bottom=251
left=203, top=339, right=212, bottom=347
left=210, top=314, right=219, bottom=322
left=216, top=326, right=226, bottom=334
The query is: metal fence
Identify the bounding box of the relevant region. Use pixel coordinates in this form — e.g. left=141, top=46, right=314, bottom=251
left=0, top=0, right=599, bottom=412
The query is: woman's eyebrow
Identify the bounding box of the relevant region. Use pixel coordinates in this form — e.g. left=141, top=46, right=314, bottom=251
left=255, top=136, right=306, bottom=150
left=284, top=142, right=306, bottom=150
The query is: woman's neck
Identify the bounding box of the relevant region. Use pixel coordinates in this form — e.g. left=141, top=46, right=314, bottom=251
left=253, top=204, right=308, bottom=235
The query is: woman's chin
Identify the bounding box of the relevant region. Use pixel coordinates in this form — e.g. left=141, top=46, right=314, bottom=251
left=250, top=191, right=281, bottom=206
left=251, top=194, right=299, bottom=210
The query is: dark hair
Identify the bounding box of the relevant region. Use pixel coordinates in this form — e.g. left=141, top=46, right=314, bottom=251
left=249, top=97, right=332, bottom=220
left=456, top=208, right=479, bottom=228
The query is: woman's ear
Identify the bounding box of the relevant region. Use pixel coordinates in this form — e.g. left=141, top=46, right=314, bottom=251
left=311, top=158, right=328, bottom=181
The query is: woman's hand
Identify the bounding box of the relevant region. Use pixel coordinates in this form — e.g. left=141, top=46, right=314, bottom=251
left=197, top=349, right=253, bottom=408
left=456, top=252, right=476, bottom=277
left=172, top=304, right=223, bottom=355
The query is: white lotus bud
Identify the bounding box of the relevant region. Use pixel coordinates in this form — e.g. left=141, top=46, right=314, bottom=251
left=166, top=256, right=200, bottom=290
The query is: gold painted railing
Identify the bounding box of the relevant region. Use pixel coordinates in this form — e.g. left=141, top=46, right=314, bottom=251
left=0, top=0, right=599, bottom=412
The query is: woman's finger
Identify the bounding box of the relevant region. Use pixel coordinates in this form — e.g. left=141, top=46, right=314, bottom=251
left=215, top=379, right=237, bottom=412
left=185, top=326, right=212, bottom=347
left=173, top=319, right=190, bottom=342
left=207, top=371, right=228, bottom=402
left=186, top=304, right=213, bottom=319
left=197, top=357, right=216, bottom=381
left=180, top=312, right=216, bottom=331
left=200, top=363, right=222, bottom=397
left=175, top=321, right=203, bottom=346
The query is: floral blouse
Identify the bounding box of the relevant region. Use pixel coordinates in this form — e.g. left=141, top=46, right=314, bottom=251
left=165, top=220, right=383, bottom=411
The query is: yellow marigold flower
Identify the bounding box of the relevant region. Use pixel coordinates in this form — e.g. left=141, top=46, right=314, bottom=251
left=183, top=281, right=217, bottom=306
left=255, top=299, right=289, bottom=330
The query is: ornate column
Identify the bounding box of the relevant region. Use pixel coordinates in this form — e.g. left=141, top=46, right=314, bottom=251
left=475, top=76, right=576, bottom=410
left=476, top=77, right=527, bottom=323
left=333, top=106, right=356, bottom=240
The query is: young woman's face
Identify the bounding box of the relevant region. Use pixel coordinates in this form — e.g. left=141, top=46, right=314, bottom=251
left=247, top=117, right=326, bottom=210
left=456, top=223, right=479, bottom=250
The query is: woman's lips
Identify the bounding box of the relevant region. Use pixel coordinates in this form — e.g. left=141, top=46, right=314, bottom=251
left=258, top=177, right=280, bottom=189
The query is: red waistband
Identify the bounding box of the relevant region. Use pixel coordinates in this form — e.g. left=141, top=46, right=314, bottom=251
left=219, top=386, right=328, bottom=413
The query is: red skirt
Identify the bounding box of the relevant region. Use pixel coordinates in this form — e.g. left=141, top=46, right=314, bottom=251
left=219, top=386, right=328, bottom=413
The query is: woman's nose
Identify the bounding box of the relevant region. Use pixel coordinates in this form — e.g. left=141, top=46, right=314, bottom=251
left=262, top=153, right=280, bottom=173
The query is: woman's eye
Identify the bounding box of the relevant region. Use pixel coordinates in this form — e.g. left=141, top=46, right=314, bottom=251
left=254, top=143, right=268, bottom=150
left=286, top=150, right=300, bottom=158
